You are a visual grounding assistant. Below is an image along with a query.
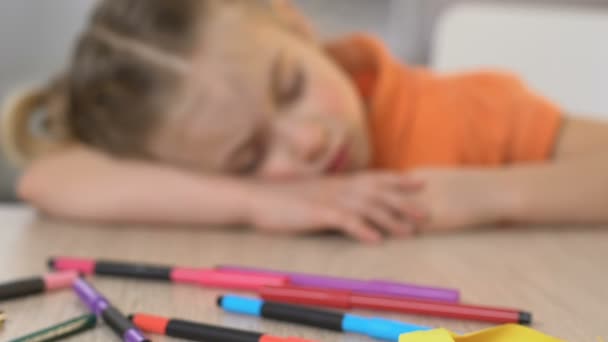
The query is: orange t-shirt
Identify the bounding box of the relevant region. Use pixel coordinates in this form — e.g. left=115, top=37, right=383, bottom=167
left=327, top=35, right=562, bottom=170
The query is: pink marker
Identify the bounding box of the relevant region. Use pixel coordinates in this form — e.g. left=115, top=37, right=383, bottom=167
left=170, top=268, right=288, bottom=291
left=0, top=271, right=79, bottom=301
left=49, top=257, right=288, bottom=291
left=51, top=257, right=96, bottom=275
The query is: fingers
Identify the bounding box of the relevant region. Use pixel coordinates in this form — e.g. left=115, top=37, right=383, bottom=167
left=340, top=216, right=384, bottom=244
left=278, top=172, right=429, bottom=243
left=318, top=209, right=383, bottom=244
left=377, top=191, right=428, bottom=222
left=362, top=205, right=414, bottom=237
left=341, top=196, right=412, bottom=237
left=339, top=173, right=428, bottom=238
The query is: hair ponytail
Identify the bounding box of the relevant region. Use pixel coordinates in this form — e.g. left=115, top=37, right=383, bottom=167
left=1, top=79, right=72, bottom=167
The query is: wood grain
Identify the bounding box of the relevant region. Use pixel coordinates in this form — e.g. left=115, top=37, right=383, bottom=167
left=0, top=205, right=606, bottom=341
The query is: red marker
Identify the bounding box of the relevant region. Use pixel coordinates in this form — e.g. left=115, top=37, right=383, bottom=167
left=131, top=313, right=317, bottom=342
left=49, top=257, right=287, bottom=291
left=259, top=285, right=532, bottom=325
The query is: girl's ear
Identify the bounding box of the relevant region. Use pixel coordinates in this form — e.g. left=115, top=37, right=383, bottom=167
left=269, top=0, right=317, bottom=41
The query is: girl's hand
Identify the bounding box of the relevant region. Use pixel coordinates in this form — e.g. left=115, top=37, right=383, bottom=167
left=247, top=173, right=427, bottom=244
left=408, top=168, right=516, bottom=233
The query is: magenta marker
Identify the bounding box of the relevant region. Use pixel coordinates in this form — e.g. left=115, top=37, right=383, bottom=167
left=0, top=271, right=79, bottom=301
left=73, top=278, right=149, bottom=342
left=217, top=266, right=460, bottom=303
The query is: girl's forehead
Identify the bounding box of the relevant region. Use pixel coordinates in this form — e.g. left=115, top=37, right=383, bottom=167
left=155, top=61, right=268, bottom=171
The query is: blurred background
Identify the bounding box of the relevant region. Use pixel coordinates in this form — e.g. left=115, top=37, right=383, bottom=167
left=1, top=0, right=607, bottom=201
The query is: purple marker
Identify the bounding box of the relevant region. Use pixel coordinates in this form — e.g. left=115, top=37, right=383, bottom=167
left=73, top=279, right=149, bottom=342
left=216, top=266, right=460, bottom=303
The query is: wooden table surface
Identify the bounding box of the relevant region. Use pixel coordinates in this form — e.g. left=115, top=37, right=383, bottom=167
left=0, top=205, right=606, bottom=341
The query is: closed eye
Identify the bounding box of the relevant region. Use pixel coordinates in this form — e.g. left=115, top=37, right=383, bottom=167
left=271, top=53, right=307, bottom=108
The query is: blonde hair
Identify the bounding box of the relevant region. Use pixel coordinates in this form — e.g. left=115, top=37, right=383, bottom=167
left=1, top=0, right=208, bottom=167
left=1, top=81, right=72, bottom=166
left=0, top=0, right=273, bottom=167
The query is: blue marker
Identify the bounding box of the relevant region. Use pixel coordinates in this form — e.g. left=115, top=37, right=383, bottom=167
left=217, top=295, right=430, bottom=341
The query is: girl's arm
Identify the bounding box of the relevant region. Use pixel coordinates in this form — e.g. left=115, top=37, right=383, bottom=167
left=18, top=146, right=424, bottom=243
left=413, top=117, right=608, bottom=231
left=18, top=147, right=252, bottom=226
left=504, top=116, right=608, bottom=224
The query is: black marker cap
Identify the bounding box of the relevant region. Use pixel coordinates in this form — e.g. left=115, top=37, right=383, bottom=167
left=518, top=311, right=533, bottom=325
left=47, top=258, right=57, bottom=270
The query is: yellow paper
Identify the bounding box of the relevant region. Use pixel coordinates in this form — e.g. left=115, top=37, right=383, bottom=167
left=400, top=324, right=564, bottom=342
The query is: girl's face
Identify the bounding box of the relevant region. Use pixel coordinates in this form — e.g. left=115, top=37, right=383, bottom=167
left=151, top=1, right=371, bottom=179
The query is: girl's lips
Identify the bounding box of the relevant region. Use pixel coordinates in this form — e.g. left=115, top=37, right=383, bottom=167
left=326, top=143, right=350, bottom=173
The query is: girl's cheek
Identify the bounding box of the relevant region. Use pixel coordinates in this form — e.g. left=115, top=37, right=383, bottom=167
left=315, top=84, right=346, bottom=116
left=309, top=74, right=359, bottom=124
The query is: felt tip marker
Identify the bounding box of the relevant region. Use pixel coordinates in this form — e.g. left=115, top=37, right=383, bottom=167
left=73, top=278, right=149, bottom=342
left=258, top=285, right=532, bottom=325
left=49, top=257, right=288, bottom=291
left=0, top=271, right=79, bottom=302
left=217, top=265, right=459, bottom=303
left=218, top=295, right=430, bottom=341
left=130, top=313, right=317, bottom=342
left=9, top=313, right=97, bottom=342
